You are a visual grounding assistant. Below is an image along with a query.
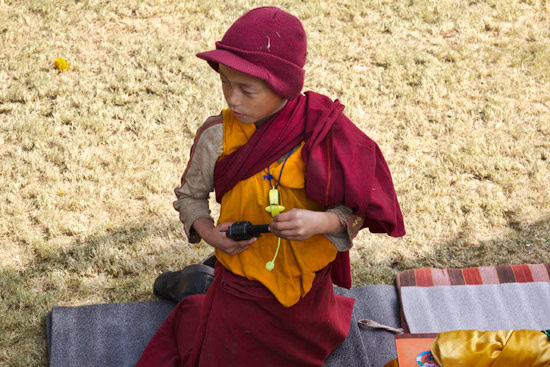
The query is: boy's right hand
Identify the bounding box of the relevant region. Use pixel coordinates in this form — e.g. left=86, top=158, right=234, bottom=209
left=193, top=218, right=256, bottom=256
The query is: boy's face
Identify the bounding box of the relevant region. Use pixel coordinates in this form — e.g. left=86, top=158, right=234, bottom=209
left=218, top=64, right=287, bottom=125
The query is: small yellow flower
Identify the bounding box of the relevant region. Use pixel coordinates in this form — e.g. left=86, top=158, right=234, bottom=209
left=54, top=58, right=69, bottom=72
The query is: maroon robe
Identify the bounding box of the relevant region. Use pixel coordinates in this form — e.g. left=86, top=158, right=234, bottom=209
left=137, top=91, right=404, bottom=366
left=137, top=264, right=354, bottom=367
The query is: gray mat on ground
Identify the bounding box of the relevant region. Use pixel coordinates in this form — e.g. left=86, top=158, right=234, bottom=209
left=327, top=285, right=401, bottom=367
left=48, top=302, right=175, bottom=367
left=47, top=285, right=401, bottom=367
left=401, top=282, right=550, bottom=333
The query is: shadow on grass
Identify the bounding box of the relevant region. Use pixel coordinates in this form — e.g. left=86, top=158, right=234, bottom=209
left=2, top=216, right=548, bottom=365
left=352, top=215, right=550, bottom=285
left=40, top=221, right=173, bottom=275
left=0, top=219, right=188, bottom=366
left=394, top=215, right=550, bottom=272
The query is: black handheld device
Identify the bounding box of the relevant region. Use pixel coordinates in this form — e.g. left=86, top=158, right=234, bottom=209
left=221, top=221, right=270, bottom=241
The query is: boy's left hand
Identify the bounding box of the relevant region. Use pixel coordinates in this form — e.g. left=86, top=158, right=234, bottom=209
left=269, top=209, right=343, bottom=241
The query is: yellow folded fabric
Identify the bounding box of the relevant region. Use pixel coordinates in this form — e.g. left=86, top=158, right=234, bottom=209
left=431, top=330, right=550, bottom=367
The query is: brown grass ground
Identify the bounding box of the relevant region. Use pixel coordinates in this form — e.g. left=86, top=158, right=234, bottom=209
left=0, top=0, right=549, bottom=365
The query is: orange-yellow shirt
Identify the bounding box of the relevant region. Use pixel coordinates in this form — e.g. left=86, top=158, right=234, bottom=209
left=215, top=109, right=338, bottom=307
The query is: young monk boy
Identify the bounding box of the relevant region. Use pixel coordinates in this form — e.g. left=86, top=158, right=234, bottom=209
left=138, top=6, right=405, bottom=367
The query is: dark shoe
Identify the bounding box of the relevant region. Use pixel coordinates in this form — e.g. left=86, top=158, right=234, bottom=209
left=200, top=252, right=217, bottom=268
left=153, top=264, right=214, bottom=303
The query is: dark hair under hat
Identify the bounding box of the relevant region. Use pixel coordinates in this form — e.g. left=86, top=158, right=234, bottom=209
left=196, top=6, right=307, bottom=101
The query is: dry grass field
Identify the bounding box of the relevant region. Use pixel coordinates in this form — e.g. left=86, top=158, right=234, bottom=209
left=0, top=0, right=549, bottom=365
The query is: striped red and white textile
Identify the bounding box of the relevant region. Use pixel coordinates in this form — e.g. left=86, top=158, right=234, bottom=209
left=398, top=264, right=550, bottom=287
left=396, top=264, right=550, bottom=332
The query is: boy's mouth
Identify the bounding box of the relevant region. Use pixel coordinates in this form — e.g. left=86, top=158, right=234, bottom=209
left=232, top=110, right=245, bottom=118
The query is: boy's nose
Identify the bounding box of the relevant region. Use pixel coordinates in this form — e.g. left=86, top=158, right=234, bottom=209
left=226, top=87, right=241, bottom=107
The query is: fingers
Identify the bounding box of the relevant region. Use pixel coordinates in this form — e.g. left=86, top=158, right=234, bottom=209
left=270, top=218, right=302, bottom=232
left=206, top=222, right=257, bottom=256
left=223, top=237, right=256, bottom=255
left=269, top=209, right=319, bottom=241
left=272, top=209, right=298, bottom=222
left=269, top=221, right=308, bottom=241
left=218, top=222, right=233, bottom=230
left=270, top=209, right=302, bottom=231
left=219, top=228, right=257, bottom=255
left=275, top=231, right=307, bottom=241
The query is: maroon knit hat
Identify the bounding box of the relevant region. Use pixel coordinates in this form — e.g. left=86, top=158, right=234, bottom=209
left=196, top=7, right=307, bottom=101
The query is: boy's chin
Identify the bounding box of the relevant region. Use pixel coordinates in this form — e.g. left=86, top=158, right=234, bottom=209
left=234, top=115, right=256, bottom=124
